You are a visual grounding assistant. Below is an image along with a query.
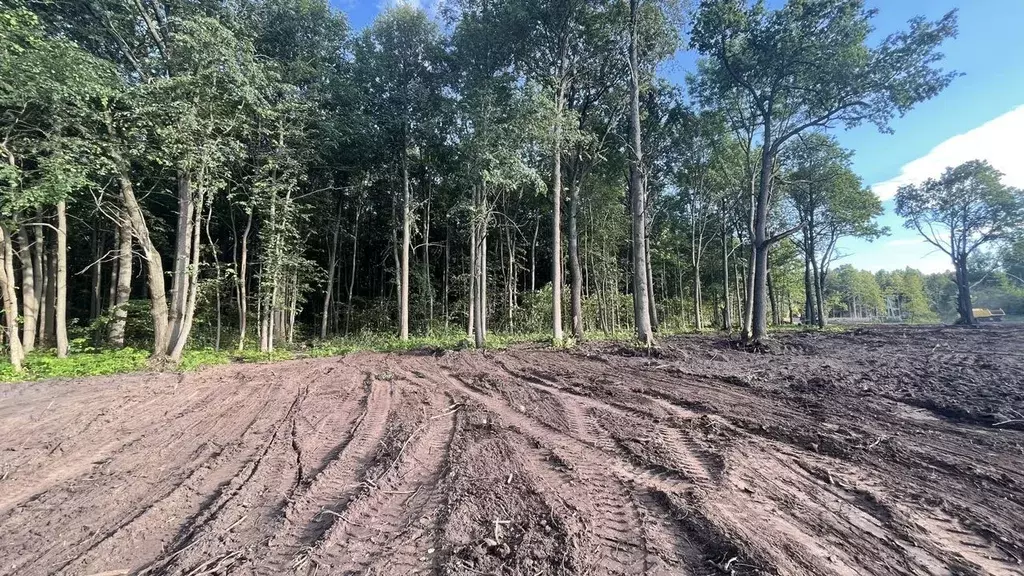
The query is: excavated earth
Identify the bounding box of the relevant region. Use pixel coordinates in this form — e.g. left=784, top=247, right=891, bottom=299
left=1, top=325, right=1023, bottom=576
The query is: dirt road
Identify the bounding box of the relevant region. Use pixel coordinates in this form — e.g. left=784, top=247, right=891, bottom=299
left=1, top=326, right=1022, bottom=575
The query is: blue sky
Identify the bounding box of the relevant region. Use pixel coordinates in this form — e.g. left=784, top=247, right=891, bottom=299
left=331, top=0, right=1024, bottom=273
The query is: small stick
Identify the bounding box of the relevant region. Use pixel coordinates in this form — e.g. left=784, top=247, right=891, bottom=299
left=993, top=419, right=1024, bottom=427
left=225, top=514, right=247, bottom=532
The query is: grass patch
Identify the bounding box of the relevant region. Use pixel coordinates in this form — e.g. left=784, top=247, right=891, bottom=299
left=0, top=323, right=855, bottom=383
left=0, top=347, right=150, bottom=383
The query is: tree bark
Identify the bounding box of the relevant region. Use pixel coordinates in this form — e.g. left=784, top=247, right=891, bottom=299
left=204, top=199, right=222, bottom=351
left=628, top=0, right=653, bottom=347
left=55, top=201, right=69, bottom=358
left=645, top=231, right=659, bottom=333
left=399, top=149, right=411, bottom=341
left=551, top=80, right=566, bottom=343
left=321, top=197, right=343, bottom=339
left=954, top=256, right=975, bottom=325
left=17, top=225, right=38, bottom=352
left=803, top=244, right=815, bottom=325
left=90, top=222, right=103, bottom=320
left=169, top=180, right=205, bottom=363
left=721, top=206, right=731, bottom=331
left=42, top=235, right=55, bottom=348
left=237, top=209, right=252, bottom=351
left=530, top=215, right=539, bottom=293
left=119, top=171, right=171, bottom=360
left=167, top=172, right=195, bottom=356
left=0, top=225, right=25, bottom=370
left=108, top=217, right=133, bottom=348
left=346, top=205, right=360, bottom=336
left=810, top=256, right=826, bottom=328
left=568, top=180, right=584, bottom=341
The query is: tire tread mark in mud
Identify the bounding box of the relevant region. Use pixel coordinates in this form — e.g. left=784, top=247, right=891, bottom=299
left=259, top=374, right=392, bottom=573
left=428, top=365, right=697, bottom=574
left=314, top=398, right=456, bottom=575
left=487, top=358, right=718, bottom=490
left=146, top=377, right=312, bottom=575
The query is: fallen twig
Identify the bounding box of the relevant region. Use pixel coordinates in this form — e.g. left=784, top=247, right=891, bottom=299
left=225, top=514, right=247, bottom=533
left=431, top=403, right=464, bottom=420
left=315, top=508, right=364, bottom=527
left=993, top=419, right=1024, bottom=428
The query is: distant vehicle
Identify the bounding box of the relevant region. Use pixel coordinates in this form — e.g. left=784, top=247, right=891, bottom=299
left=973, top=308, right=1006, bottom=322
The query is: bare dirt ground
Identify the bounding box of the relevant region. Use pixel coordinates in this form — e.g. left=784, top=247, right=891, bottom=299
left=1, top=325, right=1023, bottom=576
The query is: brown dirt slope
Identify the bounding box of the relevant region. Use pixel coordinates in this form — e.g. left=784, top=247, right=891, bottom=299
left=0, top=325, right=1022, bottom=575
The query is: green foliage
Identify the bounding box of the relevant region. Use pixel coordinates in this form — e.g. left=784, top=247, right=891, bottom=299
left=0, top=348, right=148, bottom=382
left=690, top=0, right=959, bottom=139
left=896, top=160, right=1024, bottom=261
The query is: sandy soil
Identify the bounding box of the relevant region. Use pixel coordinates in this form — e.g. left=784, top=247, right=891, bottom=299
left=1, top=325, right=1022, bottom=576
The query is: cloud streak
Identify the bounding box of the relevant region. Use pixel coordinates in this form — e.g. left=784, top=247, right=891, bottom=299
left=870, top=105, right=1024, bottom=201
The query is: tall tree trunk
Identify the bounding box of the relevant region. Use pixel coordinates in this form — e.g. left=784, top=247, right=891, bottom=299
left=443, top=229, right=449, bottom=331
left=167, top=172, right=195, bottom=356
left=693, top=261, right=703, bottom=331
left=108, top=217, right=133, bottom=348
left=321, top=197, right=343, bottom=339
left=954, top=256, right=975, bottom=325
left=810, top=256, right=826, bottom=328
left=645, top=232, right=659, bottom=333
left=767, top=268, right=779, bottom=327
left=120, top=172, right=171, bottom=360
left=287, top=269, right=298, bottom=345
left=55, top=201, right=69, bottom=358
left=568, top=180, right=584, bottom=341
left=721, top=208, right=731, bottom=331
left=803, top=245, right=815, bottom=325
left=750, top=121, right=776, bottom=343
left=0, top=225, right=25, bottom=370
left=551, top=81, right=566, bottom=343
left=204, top=200, right=222, bottom=351
left=17, top=225, right=38, bottom=352
left=628, top=0, right=653, bottom=346
left=425, top=193, right=433, bottom=333
left=399, top=149, right=411, bottom=341
left=90, top=222, right=103, bottom=320
left=346, top=205, right=360, bottom=336
left=32, top=221, right=44, bottom=343
left=530, top=215, right=539, bottom=292
left=41, top=231, right=55, bottom=348
left=742, top=247, right=753, bottom=337
left=169, top=182, right=205, bottom=362
left=237, top=209, right=252, bottom=351
left=468, top=200, right=476, bottom=341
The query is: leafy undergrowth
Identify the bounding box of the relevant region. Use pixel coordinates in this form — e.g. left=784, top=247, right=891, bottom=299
left=0, top=324, right=862, bottom=383
left=0, top=347, right=296, bottom=383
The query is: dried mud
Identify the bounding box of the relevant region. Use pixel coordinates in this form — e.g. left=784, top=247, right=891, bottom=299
left=1, top=325, right=1022, bottom=575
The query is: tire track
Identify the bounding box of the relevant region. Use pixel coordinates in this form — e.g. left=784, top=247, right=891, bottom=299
left=422, top=364, right=698, bottom=574
left=312, top=396, right=456, bottom=575
left=2, top=378, right=286, bottom=576
left=152, top=374, right=314, bottom=575
left=486, top=358, right=718, bottom=488
left=259, top=375, right=393, bottom=574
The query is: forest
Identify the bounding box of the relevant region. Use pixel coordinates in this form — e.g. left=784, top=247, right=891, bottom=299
left=1, top=0, right=1022, bottom=373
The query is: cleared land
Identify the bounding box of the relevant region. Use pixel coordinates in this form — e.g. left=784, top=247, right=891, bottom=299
left=1, top=326, right=1022, bottom=576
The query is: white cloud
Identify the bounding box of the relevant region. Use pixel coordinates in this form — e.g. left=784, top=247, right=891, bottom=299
left=870, top=104, right=1024, bottom=200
